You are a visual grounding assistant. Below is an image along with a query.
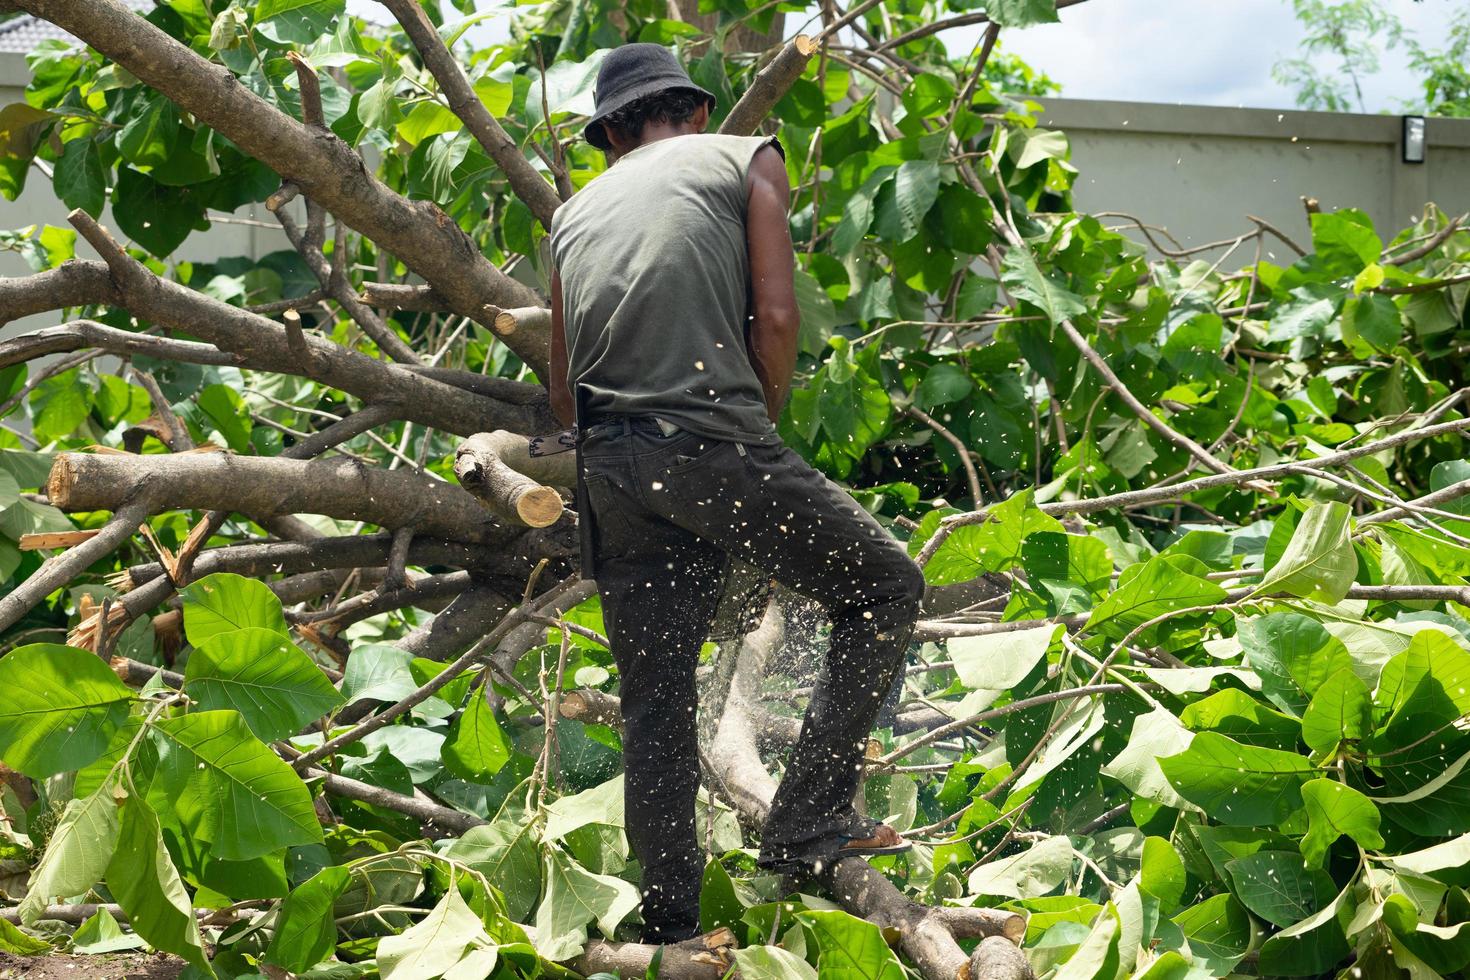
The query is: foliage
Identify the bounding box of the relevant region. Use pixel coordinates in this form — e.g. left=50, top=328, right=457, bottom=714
left=2, top=0, right=1470, bottom=978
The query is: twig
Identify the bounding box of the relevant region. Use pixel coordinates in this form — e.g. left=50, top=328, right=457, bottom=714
left=908, top=405, right=983, bottom=506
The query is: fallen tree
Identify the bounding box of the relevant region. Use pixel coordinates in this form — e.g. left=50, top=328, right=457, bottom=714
left=3, top=0, right=1470, bottom=977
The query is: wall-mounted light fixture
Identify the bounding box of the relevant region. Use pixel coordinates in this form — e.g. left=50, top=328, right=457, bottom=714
left=1402, top=115, right=1427, bottom=164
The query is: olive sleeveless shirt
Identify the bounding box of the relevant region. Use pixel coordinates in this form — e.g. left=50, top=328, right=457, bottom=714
left=549, top=132, right=785, bottom=445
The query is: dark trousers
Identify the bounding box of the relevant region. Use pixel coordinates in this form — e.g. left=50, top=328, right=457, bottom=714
left=578, top=418, right=925, bottom=942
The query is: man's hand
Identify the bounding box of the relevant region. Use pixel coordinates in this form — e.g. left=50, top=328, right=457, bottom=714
left=549, top=268, right=575, bottom=428
left=745, top=144, right=800, bottom=425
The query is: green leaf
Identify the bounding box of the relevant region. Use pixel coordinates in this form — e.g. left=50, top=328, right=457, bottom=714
left=118, top=96, right=177, bottom=168
left=71, top=906, right=145, bottom=954
left=533, top=848, right=640, bottom=962
left=875, top=159, right=940, bottom=242
left=441, top=694, right=513, bottom=782
left=1343, top=293, right=1403, bottom=350
left=395, top=101, right=462, bottom=145
left=1001, top=247, right=1087, bottom=323
left=180, top=572, right=288, bottom=646
left=0, top=643, right=135, bottom=778
left=150, top=710, right=321, bottom=860
left=106, top=795, right=211, bottom=974
left=732, top=945, right=819, bottom=980
left=800, top=909, right=906, bottom=980
left=968, top=835, right=1074, bottom=899
left=1102, top=707, right=1199, bottom=812
left=541, top=774, right=625, bottom=843
left=0, top=917, right=51, bottom=954
left=376, top=880, right=495, bottom=980
left=340, top=643, right=418, bottom=704
left=1085, top=556, right=1227, bottom=639
left=1171, top=894, right=1252, bottom=975
left=1254, top=501, right=1357, bottom=603
left=914, top=363, right=972, bottom=409
left=18, top=779, right=121, bottom=924
left=922, top=489, right=1063, bottom=585
left=1301, top=668, right=1371, bottom=755
left=1140, top=836, right=1187, bottom=912
left=111, top=167, right=205, bottom=257
left=1300, top=779, right=1383, bottom=868
left=446, top=811, right=542, bottom=921
left=183, top=628, right=343, bottom=742
left=1311, top=208, right=1382, bottom=276
left=256, top=0, right=331, bottom=18
left=986, top=0, right=1061, bottom=28
left=1226, top=850, right=1334, bottom=927
left=196, top=383, right=251, bottom=453
left=1007, top=128, right=1069, bottom=170
left=947, top=623, right=1056, bottom=693
left=793, top=268, right=840, bottom=355
left=1159, top=732, right=1313, bottom=826
left=53, top=138, right=105, bottom=217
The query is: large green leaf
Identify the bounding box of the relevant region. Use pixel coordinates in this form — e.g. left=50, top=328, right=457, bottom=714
left=1301, top=778, right=1383, bottom=868
left=873, top=159, right=939, bottom=242
left=800, top=909, right=906, bottom=980
left=968, top=834, right=1074, bottom=899
left=441, top=694, right=513, bottom=782
left=922, top=489, right=1063, bottom=584
left=117, top=95, right=177, bottom=168
left=1085, top=556, right=1227, bottom=639
left=446, top=813, right=542, bottom=921
left=184, top=627, right=343, bottom=742
left=111, top=167, right=206, bottom=257
left=1171, top=894, right=1252, bottom=975
left=18, top=779, right=121, bottom=924
left=1102, top=706, right=1199, bottom=811
left=732, top=945, right=819, bottom=980
left=1159, top=732, right=1313, bottom=825
left=947, top=623, right=1056, bottom=693
left=0, top=643, right=135, bottom=778
left=532, top=848, right=639, bottom=962
left=149, top=710, right=321, bottom=860
left=179, top=573, right=289, bottom=646
left=986, top=0, right=1061, bottom=28
left=1001, top=247, right=1087, bottom=323
left=1301, top=668, right=1371, bottom=755
left=1254, top=501, right=1357, bottom=603
left=1226, top=850, right=1335, bottom=927
left=52, top=138, right=105, bottom=217
left=105, top=795, right=211, bottom=974
left=377, top=883, right=495, bottom=980
left=263, top=866, right=351, bottom=974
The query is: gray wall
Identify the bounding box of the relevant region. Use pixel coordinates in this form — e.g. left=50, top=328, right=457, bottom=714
left=1038, top=97, right=1470, bottom=260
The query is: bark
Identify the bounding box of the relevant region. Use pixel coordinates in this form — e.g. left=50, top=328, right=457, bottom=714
left=13, top=0, right=550, bottom=374
left=0, top=260, right=117, bottom=324
left=47, top=451, right=545, bottom=550
left=396, top=586, right=514, bottom=661
left=379, top=0, right=564, bottom=229
left=572, top=932, right=735, bottom=980
left=59, top=220, right=554, bottom=438
left=717, top=35, right=817, bottom=137
left=455, top=430, right=575, bottom=527
left=0, top=321, right=242, bottom=370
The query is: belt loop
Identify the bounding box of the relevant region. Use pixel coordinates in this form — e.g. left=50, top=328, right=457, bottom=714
left=620, top=418, right=631, bottom=436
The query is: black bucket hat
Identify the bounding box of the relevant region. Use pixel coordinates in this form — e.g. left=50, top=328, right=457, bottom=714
left=584, top=43, right=715, bottom=151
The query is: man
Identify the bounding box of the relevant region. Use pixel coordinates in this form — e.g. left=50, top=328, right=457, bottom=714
left=546, top=42, right=926, bottom=945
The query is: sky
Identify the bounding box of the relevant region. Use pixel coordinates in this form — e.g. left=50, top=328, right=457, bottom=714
left=346, top=0, right=1462, bottom=114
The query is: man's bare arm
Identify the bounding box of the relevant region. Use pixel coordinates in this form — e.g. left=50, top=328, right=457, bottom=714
left=549, top=268, right=575, bottom=428
left=745, top=144, right=800, bottom=424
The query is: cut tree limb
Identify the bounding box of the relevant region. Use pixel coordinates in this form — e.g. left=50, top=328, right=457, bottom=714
left=0, top=321, right=242, bottom=371
left=378, top=0, right=564, bottom=228
left=718, top=35, right=817, bottom=137
left=14, top=0, right=548, bottom=374
left=455, top=430, right=575, bottom=527
left=0, top=260, right=117, bottom=324
left=47, top=451, right=534, bottom=548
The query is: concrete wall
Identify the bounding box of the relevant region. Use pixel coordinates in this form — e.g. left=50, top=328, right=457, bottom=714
left=1038, top=97, right=1470, bottom=261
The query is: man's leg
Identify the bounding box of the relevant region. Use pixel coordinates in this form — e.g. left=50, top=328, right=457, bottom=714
left=582, top=447, right=726, bottom=942
left=640, top=435, right=926, bottom=868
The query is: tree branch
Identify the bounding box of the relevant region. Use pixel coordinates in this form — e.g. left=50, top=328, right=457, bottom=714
left=717, top=35, right=817, bottom=137
left=14, top=0, right=549, bottom=374
left=378, top=0, right=564, bottom=227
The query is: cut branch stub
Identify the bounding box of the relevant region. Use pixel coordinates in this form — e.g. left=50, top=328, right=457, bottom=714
left=493, top=306, right=551, bottom=338
left=718, top=34, right=818, bottom=137
left=454, top=430, right=573, bottom=527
